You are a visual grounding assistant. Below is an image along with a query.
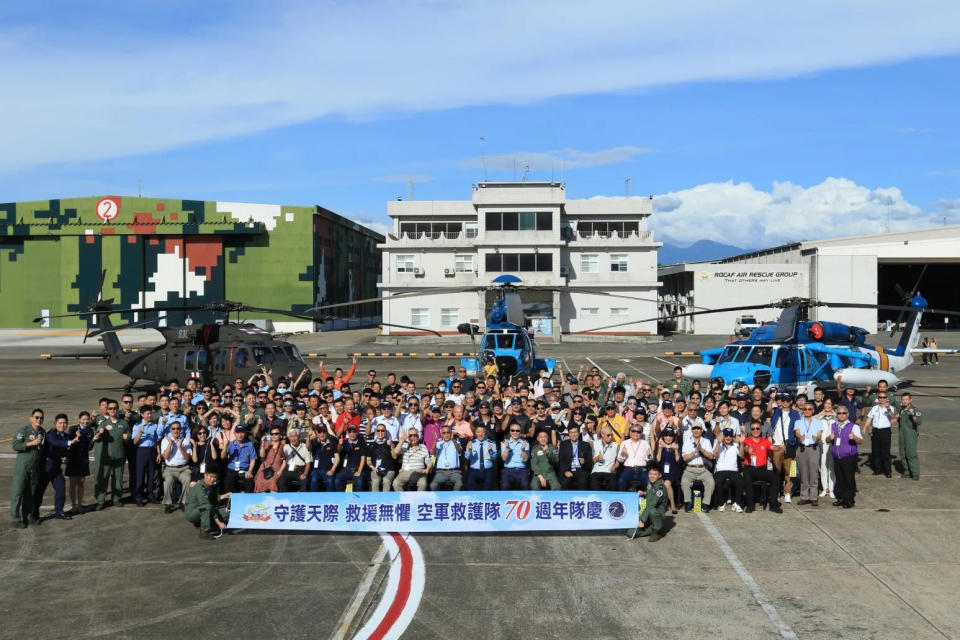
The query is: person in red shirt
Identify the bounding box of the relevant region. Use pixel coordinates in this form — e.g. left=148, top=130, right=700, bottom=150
left=741, top=419, right=782, bottom=513
left=319, top=357, right=358, bottom=391
left=334, top=397, right=362, bottom=436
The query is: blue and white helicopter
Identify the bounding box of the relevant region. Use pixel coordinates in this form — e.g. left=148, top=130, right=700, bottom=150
left=676, top=292, right=960, bottom=394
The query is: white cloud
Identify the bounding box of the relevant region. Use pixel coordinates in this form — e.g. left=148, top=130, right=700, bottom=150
left=463, top=146, right=649, bottom=172
left=650, top=177, right=960, bottom=247
left=3, top=1, right=960, bottom=171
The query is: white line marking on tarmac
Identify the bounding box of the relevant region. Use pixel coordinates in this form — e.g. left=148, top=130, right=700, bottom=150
left=654, top=356, right=678, bottom=368
left=617, top=359, right=661, bottom=383
left=699, top=514, right=798, bottom=639
left=937, top=396, right=955, bottom=402
left=585, top=357, right=609, bottom=378
left=353, top=532, right=425, bottom=640
left=329, top=542, right=388, bottom=640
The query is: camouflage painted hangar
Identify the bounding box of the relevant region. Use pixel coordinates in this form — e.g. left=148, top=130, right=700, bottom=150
left=0, top=196, right=383, bottom=330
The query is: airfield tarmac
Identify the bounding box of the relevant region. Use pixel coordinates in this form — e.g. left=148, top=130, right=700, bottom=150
left=0, top=332, right=958, bottom=639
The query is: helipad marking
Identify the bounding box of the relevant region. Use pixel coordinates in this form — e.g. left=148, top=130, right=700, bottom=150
left=699, top=513, right=798, bottom=639
left=353, top=532, right=424, bottom=640
left=330, top=542, right=388, bottom=640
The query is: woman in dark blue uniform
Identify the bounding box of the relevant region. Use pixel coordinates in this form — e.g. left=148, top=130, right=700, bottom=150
left=34, top=413, right=73, bottom=520
left=66, top=411, right=93, bottom=514
left=656, top=428, right=681, bottom=514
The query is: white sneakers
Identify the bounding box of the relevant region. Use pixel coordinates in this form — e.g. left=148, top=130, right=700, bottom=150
left=732, top=503, right=744, bottom=513
left=784, top=494, right=792, bottom=503
left=718, top=503, right=727, bottom=512
left=819, top=490, right=828, bottom=497
left=718, top=501, right=744, bottom=513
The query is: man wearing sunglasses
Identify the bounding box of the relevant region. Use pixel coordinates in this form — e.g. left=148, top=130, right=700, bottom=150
left=500, top=422, right=531, bottom=490
left=392, top=429, right=431, bottom=491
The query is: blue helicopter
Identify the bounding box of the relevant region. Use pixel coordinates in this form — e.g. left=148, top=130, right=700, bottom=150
left=677, top=291, right=960, bottom=394
left=457, top=275, right=556, bottom=380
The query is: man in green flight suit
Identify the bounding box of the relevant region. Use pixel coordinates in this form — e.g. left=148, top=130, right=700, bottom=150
left=530, top=430, right=561, bottom=490
left=667, top=366, right=693, bottom=398
left=627, top=466, right=667, bottom=541
left=10, top=409, right=46, bottom=528
left=898, top=392, right=922, bottom=480
left=185, top=470, right=231, bottom=539
left=93, top=399, right=131, bottom=510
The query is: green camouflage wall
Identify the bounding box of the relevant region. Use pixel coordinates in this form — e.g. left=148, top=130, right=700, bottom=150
left=0, top=196, right=382, bottom=329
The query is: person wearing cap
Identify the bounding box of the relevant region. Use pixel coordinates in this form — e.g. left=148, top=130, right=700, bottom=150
left=372, top=402, right=401, bottom=442
left=617, top=423, right=652, bottom=492
left=589, top=427, right=619, bottom=491
left=680, top=422, right=715, bottom=512
left=185, top=469, right=231, bottom=539
left=713, top=429, right=745, bottom=513
left=500, top=422, right=531, bottom=490
left=770, top=392, right=800, bottom=503
left=224, top=426, right=257, bottom=494
left=655, top=428, right=681, bottom=513
left=334, top=426, right=367, bottom=491
left=307, top=427, right=339, bottom=492
left=627, top=466, right=667, bottom=540
left=598, top=404, right=627, bottom=444
left=366, top=420, right=397, bottom=491
left=741, top=418, right=781, bottom=512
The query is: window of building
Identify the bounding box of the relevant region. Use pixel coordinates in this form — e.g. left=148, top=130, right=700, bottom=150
left=440, top=308, right=459, bottom=327
left=399, top=222, right=462, bottom=239
left=486, top=211, right=552, bottom=231
left=485, top=252, right=553, bottom=272
left=580, top=254, right=599, bottom=273
left=578, top=221, right=640, bottom=237
left=580, top=308, right=599, bottom=316
left=411, top=308, right=430, bottom=327
left=610, top=254, right=628, bottom=272
left=396, top=254, right=415, bottom=273
left=464, top=222, right=478, bottom=238
left=610, top=307, right=628, bottom=316
left=455, top=254, right=475, bottom=273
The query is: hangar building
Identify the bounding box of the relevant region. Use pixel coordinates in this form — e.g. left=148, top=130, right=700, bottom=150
left=0, top=196, right=382, bottom=331
left=659, top=225, right=960, bottom=335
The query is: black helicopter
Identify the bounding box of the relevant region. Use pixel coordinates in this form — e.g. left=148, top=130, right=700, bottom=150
left=36, top=272, right=437, bottom=389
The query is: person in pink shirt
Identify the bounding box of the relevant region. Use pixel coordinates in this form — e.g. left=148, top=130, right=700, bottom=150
left=617, top=423, right=653, bottom=491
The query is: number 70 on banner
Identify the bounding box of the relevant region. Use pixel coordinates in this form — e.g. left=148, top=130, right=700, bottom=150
left=504, top=500, right=531, bottom=520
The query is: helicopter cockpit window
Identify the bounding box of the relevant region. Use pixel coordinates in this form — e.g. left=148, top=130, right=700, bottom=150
left=716, top=346, right=737, bottom=364
left=196, top=350, right=208, bottom=368
left=748, top=347, right=773, bottom=365
left=733, top=347, right=751, bottom=363
left=252, top=347, right=274, bottom=364
left=272, top=346, right=287, bottom=361
left=184, top=351, right=196, bottom=370
left=235, top=348, right=249, bottom=368
left=282, top=346, right=298, bottom=361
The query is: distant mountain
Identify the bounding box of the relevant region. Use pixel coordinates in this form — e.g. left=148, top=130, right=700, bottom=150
left=658, top=239, right=752, bottom=265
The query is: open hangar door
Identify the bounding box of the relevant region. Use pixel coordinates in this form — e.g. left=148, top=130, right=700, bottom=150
left=877, top=262, right=960, bottom=330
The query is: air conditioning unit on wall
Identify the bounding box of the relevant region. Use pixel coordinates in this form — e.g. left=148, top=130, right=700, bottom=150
left=559, top=266, right=569, bottom=276
left=413, top=267, right=424, bottom=276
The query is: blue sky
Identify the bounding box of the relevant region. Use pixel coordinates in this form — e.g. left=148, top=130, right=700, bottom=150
left=2, top=1, right=959, bottom=247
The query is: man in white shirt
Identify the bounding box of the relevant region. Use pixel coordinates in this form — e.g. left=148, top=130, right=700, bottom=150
left=713, top=429, right=744, bottom=513
left=590, top=427, right=619, bottom=491
left=793, top=404, right=825, bottom=505
left=680, top=423, right=715, bottom=512
left=372, top=402, right=401, bottom=442
left=277, top=429, right=312, bottom=492
left=864, top=392, right=898, bottom=478
left=160, top=423, right=192, bottom=513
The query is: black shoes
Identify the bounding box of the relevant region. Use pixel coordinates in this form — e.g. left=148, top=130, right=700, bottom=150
left=684, top=503, right=692, bottom=513
left=96, top=504, right=107, bottom=511
left=54, top=513, right=72, bottom=520
left=770, top=505, right=783, bottom=514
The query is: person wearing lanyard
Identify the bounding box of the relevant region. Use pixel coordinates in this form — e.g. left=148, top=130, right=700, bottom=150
left=399, top=399, right=423, bottom=437
left=429, top=427, right=463, bottom=490
left=500, top=422, right=531, bottom=490
left=712, top=428, right=744, bottom=513
left=132, top=407, right=159, bottom=506
left=741, top=420, right=781, bottom=513
left=864, top=392, right=898, bottom=478
left=191, top=427, right=218, bottom=483
left=224, top=426, right=257, bottom=494
left=793, top=405, right=824, bottom=505
left=769, top=393, right=800, bottom=503
left=680, top=423, right=715, bottom=512
left=334, top=426, right=367, bottom=491
left=617, top=424, right=652, bottom=491
left=826, top=407, right=862, bottom=508
left=589, top=427, right=619, bottom=491
left=465, top=425, right=498, bottom=490
left=160, top=423, right=193, bottom=513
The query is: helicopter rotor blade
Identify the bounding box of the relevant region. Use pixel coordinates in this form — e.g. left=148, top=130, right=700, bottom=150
left=524, top=286, right=710, bottom=311
left=574, top=303, right=779, bottom=335
left=378, top=322, right=442, bottom=337
left=306, top=287, right=484, bottom=313
left=87, top=317, right=161, bottom=338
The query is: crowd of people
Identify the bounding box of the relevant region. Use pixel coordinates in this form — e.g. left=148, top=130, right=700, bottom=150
left=9, top=360, right=924, bottom=540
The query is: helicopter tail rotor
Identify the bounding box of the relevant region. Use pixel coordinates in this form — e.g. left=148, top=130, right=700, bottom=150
left=889, top=264, right=927, bottom=338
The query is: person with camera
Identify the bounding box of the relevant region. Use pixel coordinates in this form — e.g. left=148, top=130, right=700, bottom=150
left=367, top=423, right=397, bottom=491
left=160, top=423, right=193, bottom=512
left=224, top=425, right=257, bottom=494
left=392, top=429, right=432, bottom=491
left=277, top=428, right=312, bottom=492
left=255, top=426, right=286, bottom=493
left=430, top=426, right=463, bottom=490
left=793, top=404, right=825, bottom=505
left=334, top=425, right=367, bottom=491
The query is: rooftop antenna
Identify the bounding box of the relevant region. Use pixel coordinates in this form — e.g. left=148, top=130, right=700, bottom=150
left=479, top=136, right=488, bottom=181
left=408, top=179, right=415, bottom=201
left=522, top=163, right=529, bottom=182
left=625, top=177, right=631, bottom=198
left=138, top=179, right=142, bottom=198
left=513, top=158, right=517, bottom=181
